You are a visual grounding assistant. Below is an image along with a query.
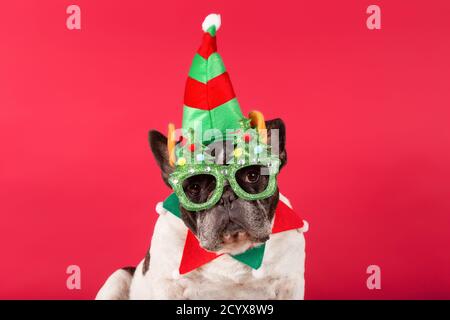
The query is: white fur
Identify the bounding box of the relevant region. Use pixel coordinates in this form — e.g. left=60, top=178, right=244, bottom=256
left=97, top=195, right=307, bottom=300
left=202, top=14, right=221, bottom=32
left=155, top=202, right=167, bottom=215
left=95, top=269, right=133, bottom=300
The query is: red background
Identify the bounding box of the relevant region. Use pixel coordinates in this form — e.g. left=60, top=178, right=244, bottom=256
left=1, top=0, right=449, bottom=299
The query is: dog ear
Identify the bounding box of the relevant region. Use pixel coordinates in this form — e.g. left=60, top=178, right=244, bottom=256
left=149, top=130, right=174, bottom=187
left=265, top=118, right=287, bottom=170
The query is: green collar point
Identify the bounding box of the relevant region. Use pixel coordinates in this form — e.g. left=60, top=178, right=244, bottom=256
left=162, top=192, right=181, bottom=218
left=232, top=243, right=265, bottom=269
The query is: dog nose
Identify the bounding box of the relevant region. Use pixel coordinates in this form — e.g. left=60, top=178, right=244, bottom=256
left=219, top=185, right=237, bottom=208
left=222, top=223, right=248, bottom=243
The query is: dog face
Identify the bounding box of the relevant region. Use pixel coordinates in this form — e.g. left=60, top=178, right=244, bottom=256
left=149, top=119, right=287, bottom=255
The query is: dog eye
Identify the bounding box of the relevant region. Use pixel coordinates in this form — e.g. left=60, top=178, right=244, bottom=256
left=245, top=170, right=260, bottom=183
left=187, top=183, right=201, bottom=195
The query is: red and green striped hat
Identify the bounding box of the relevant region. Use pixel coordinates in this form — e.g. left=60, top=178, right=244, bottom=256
left=182, top=14, right=246, bottom=140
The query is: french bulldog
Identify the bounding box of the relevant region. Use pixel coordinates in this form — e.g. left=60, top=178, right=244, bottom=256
left=96, top=119, right=308, bottom=299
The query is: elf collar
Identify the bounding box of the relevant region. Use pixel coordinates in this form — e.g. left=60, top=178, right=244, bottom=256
left=158, top=193, right=306, bottom=276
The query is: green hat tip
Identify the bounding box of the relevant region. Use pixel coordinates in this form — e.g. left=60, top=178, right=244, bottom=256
left=207, top=25, right=216, bottom=36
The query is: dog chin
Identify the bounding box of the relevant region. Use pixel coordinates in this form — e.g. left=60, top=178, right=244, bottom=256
left=199, top=231, right=271, bottom=255
left=215, top=240, right=252, bottom=255
left=213, top=239, right=265, bottom=256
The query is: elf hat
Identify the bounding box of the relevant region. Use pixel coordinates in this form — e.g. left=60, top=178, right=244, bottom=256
left=167, top=14, right=268, bottom=166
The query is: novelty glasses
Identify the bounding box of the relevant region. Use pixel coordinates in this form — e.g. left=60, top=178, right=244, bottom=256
left=168, top=156, right=280, bottom=211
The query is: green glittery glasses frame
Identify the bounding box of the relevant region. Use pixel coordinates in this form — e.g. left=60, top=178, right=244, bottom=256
left=168, top=156, right=280, bottom=212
